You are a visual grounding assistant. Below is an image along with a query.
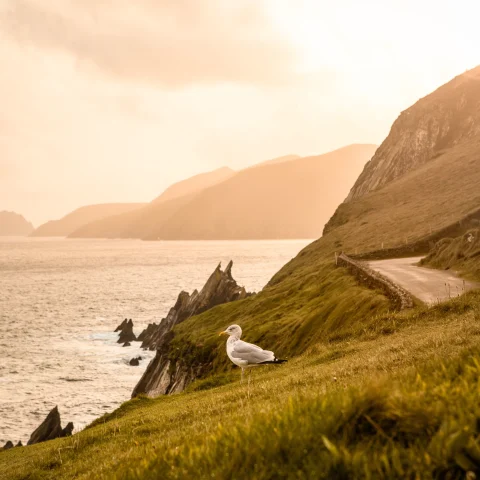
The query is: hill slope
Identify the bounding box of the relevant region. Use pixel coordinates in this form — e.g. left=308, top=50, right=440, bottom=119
left=152, top=166, right=235, bottom=204
left=72, top=146, right=376, bottom=240
left=3, top=67, right=480, bottom=480
left=346, top=65, right=480, bottom=201
left=31, top=204, right=146, bottom=237
left=145, top=144, right=376, bottom=240
left=0, top=211, right=34, bottom=236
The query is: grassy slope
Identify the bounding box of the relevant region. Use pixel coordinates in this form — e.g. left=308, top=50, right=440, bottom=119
left=2, top=292, right=480, bottom=479
left=4, top=135, right=480, bottom=478
left=421, top=229, right=480, bottom=280
left=324, top=138, right=480, bottom=254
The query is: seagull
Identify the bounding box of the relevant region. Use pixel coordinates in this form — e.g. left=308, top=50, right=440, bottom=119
left=219, top=324, right=286, bottom=382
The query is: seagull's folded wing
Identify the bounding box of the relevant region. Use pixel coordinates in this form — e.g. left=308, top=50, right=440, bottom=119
left=230, top=340, right=275, bottom=364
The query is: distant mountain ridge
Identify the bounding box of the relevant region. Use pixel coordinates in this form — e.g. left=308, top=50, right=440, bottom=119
left=71, top=144, right=377, bottom=240
left=152, top=166, right=235, bottom=204
left=0, top=211, right=34, bottom=236
left=31, top=203, right=146, bottom=237
left=346, top=65, right=480, bottom=202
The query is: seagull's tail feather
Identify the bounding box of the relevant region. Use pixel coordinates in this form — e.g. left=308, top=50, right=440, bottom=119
left=259, top=358, right=287, bottom=365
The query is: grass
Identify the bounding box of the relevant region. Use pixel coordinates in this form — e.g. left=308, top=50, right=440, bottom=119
left=2, top=291, right=480, bottom=479
left=421, top=229, right=480, bottom=281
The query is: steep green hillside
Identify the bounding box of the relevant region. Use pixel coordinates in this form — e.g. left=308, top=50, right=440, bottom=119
left=3, top=68, right=480, bottom=479
left=2, top=292, right=480, bottom=479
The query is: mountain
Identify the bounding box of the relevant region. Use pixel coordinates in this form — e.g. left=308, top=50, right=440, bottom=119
left=249, top=154, right=301, bottom=168
left=0, top=211, right=34, bottom=236
left=152, top=167, right=235, bottom=204
left=346, top=66, right=480, bottom=201
left=69, top=194, right=197, bottom=239
left=145, top=145, right=377, bottom=240
left=71, top=145, right=377, bottom=240
left=30, top=203, right=146, bottom=237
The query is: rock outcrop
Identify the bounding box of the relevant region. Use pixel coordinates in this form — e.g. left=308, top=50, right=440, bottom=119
left=129, top=356, right=142, bottom=366
left=346, top=66, right=480, bottom=202
left=117, top=319, right=136, bottom=344
left=132, top=261, right=251, bottom=398
left=27, top=406, right=73, bottom=445
left=2, top=441, right=13, bottom=450
left=137, top=323, right=158, bottom=342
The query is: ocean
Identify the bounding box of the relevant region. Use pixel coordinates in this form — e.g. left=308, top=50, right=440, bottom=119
left=0, top=237, right=311, bottom=444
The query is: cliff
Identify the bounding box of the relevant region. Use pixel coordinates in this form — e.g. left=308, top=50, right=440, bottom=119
left=346, top=66, right=480, bottom=202
left=132, top=261, right=251, bottom=397
left=0, top=211, right=34, bottom=236
left=31, top=203, right=145, bottom=237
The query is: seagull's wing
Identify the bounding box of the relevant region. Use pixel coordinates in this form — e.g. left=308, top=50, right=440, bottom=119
left=230, top=340, right=275, bottom=364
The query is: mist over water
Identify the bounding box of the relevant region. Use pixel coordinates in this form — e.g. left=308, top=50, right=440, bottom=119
left=0, top=238, right=311, bottom=444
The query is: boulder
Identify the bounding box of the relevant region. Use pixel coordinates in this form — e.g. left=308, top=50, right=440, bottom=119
left=132, top=261, right=252, bottom=398
left=117, top=319, right=136, bottom=344
left=2, top=441, right=13, bottom=450
left=15, top=441, right=23, bottom=447
left=129, top=357, right=140, bottom=366
left=123, top=342, right=131, bottom=347
left=27, top=406, right=74, bottom=445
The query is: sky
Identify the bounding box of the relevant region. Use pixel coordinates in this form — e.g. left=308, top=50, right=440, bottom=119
left=1, top=0, right=479, bottom=226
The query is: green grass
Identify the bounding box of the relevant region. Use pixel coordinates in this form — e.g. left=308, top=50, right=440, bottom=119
left=2, top=291, right=480, bottom=480
left=421, top=229, right=480, bottom=281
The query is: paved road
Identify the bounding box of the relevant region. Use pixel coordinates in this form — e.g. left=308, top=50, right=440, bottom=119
left=368, top=257, right=479, bottom=304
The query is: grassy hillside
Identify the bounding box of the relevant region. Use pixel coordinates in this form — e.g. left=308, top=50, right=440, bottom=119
left=145, top=144, right=377, bottom=240
left=2, top=291, right=480, bottom=479
left=31, top=204, right=146, bottom=237
left=421, top=229, right=480, bottom=280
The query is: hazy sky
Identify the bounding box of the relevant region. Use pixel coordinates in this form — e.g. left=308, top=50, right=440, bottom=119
left=1, top=0, right=479, bottom=226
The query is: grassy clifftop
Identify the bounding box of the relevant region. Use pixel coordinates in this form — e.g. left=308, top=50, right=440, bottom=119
left=3, top=291, right=480, bottom=479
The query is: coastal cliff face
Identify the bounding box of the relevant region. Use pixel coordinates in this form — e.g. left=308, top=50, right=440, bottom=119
left=346, top=66, right=480, bottom=202
left=132, top=261, right=251, bottom=397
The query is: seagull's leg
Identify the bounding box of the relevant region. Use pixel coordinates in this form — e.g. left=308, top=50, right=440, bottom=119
left=241, top=368, right=244, bottom=384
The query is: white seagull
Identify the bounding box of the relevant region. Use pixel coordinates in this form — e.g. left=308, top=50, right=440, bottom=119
left=219, top=324, right=286, bottom=381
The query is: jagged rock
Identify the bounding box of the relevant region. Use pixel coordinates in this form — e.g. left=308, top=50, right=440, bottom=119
left=129, top=357, right=140, bottom=366
left=15, top=441, right=23, bottom=447
left=114, top=318, right=128, bottom=332
left=2, top=441, right=13, bottom=450
left=137, top=322, right=158, bottom=343
left=60, top=422, right=74, bottom=438
left=27, top=406, right=73, bottom=445
left=117, top=319, right=136, bottom=344
left=132, top=261, right=251, bottom=398
left=123, top=342, right=131, bottom=347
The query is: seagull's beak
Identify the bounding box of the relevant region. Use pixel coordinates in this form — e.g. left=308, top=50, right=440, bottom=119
left=218, top=330, right=228, bottom=336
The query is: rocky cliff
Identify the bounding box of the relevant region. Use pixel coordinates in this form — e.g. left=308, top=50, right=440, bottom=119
left=132, top=261, right=251, bottom=397
left=0, top=211, right=34, bottom=236
left=346, top=66, right=480, bottom=202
